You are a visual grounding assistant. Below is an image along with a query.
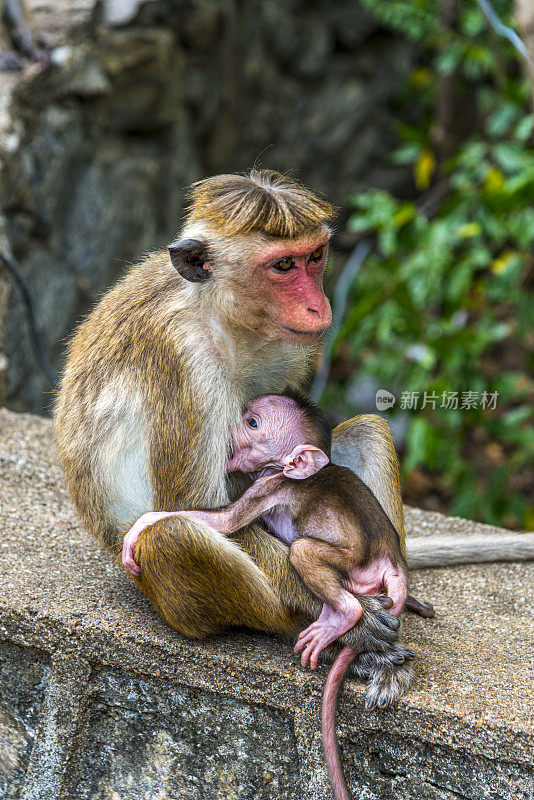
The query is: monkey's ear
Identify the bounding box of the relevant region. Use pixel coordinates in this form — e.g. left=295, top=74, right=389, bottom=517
left=282, top=445, right=329, bottom=480
left=168, top=238, right=212, bottom=283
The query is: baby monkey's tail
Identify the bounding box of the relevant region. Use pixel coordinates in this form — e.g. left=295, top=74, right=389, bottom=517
left=322, top=645, right=357, bottom=800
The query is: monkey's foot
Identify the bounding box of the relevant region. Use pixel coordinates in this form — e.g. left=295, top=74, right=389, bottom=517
left=349, top=646, right=415, bottom=680
left=342, top=595, right=400, bottom=654
left=347, top=558, right=408, bottom=617
left=295, top=602, right=362, bottom=670
left=364, top=658, right=414, bottom=710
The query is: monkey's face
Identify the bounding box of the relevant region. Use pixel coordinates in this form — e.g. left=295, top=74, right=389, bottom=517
left=228, top=395, right=309, bottom=473
left=169, top=227, right=332, bottom=344
left=248, top=234, right=332, bottom=344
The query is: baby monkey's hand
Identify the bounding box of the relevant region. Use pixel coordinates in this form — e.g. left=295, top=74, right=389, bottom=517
left=122, top=511, right=178, bottom=575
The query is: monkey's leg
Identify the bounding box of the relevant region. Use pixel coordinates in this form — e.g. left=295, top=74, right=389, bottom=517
left=331, top=415, right=416, bottom=706
left=134, top=515, right=296, bottom=639
left=332, top=415, right=435, bottom=616
left=134, top=514, right=401, bottom=655
left=235, top=524, right=402, bottom=656
left=289, top=538, right=365, bottom=669
left=134, top=516, right=295, bottom=638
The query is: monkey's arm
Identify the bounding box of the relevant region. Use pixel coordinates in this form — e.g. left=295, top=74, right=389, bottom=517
left=121, top=508, right=232, bottom=574
left=197, top=473, right=289, bottom=534
left=121, top=474, right=289, bottom=575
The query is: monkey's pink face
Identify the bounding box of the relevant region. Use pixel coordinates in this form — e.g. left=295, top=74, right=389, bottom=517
left=253, top=235, right=332, bottom=344
left=228, top=396, right=307, bottom=473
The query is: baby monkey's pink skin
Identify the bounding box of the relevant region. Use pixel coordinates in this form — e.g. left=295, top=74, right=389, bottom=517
left=122, top=394, right=416, bottom=669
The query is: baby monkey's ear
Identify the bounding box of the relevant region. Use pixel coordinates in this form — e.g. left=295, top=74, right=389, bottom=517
left=282, top=445, right=329, bottom=479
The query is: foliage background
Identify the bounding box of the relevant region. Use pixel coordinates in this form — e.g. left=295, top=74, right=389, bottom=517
left=322, top=0, right=534, bottom=529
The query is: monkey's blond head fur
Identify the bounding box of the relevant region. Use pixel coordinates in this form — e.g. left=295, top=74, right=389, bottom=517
left=186, top=170, right=335, bottom=239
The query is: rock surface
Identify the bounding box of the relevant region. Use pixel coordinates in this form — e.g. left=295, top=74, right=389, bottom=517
left=0, top=406, right=532, bottom=799
left=0, top=0, right=416, bottom=413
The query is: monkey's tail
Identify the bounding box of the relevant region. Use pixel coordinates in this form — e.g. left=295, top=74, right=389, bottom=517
left=322, top=645, right=357, bottom=800
left=406, top=532, right=534, bottom=569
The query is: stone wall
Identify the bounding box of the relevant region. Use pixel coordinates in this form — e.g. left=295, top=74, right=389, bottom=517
left=0, top=0, right=415, bottom=413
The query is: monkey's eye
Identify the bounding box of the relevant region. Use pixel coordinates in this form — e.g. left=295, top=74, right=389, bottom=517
left=308, top=246, right=324, bottom=263
left=272, top=256, right=296, bottom=273
left=246, top=415, right=260, bottom=430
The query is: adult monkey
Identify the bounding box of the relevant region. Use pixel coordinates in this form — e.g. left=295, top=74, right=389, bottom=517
left=56, top=170, right=414, bottom=707
left=55, top=170, right=534, bottom=708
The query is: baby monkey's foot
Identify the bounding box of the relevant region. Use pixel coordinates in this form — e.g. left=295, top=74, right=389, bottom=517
left=295, top=601, right=362, bottom=670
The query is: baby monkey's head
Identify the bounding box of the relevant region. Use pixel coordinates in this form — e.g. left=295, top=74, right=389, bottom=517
left=228, top=391, right=331, bottom=479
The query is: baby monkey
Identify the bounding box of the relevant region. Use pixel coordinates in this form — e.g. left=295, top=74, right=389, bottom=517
left=123, top=391, right=432, bottom=669
left=123, top=391, right=432, bottom=800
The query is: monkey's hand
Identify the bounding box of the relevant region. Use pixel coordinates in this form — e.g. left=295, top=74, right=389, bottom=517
left=122, top=508, right=231, bottom=574
left=122, top=511, right=179, bottom=575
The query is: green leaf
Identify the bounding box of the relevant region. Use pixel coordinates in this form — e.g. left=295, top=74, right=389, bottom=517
left=494, top=142, right=532, bottom=173
left=404, top=417, right=431, bottom=472
left=514, top=114, right=534, bottom=142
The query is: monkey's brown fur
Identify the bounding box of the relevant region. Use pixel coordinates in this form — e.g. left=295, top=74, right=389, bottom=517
left=187, top=170, right=335, bottom=238
left=333, top=414, right=406, bottom=558
left=135, top=517, right=294, bottom=639
left=291, top=465, right=405, bottom=562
